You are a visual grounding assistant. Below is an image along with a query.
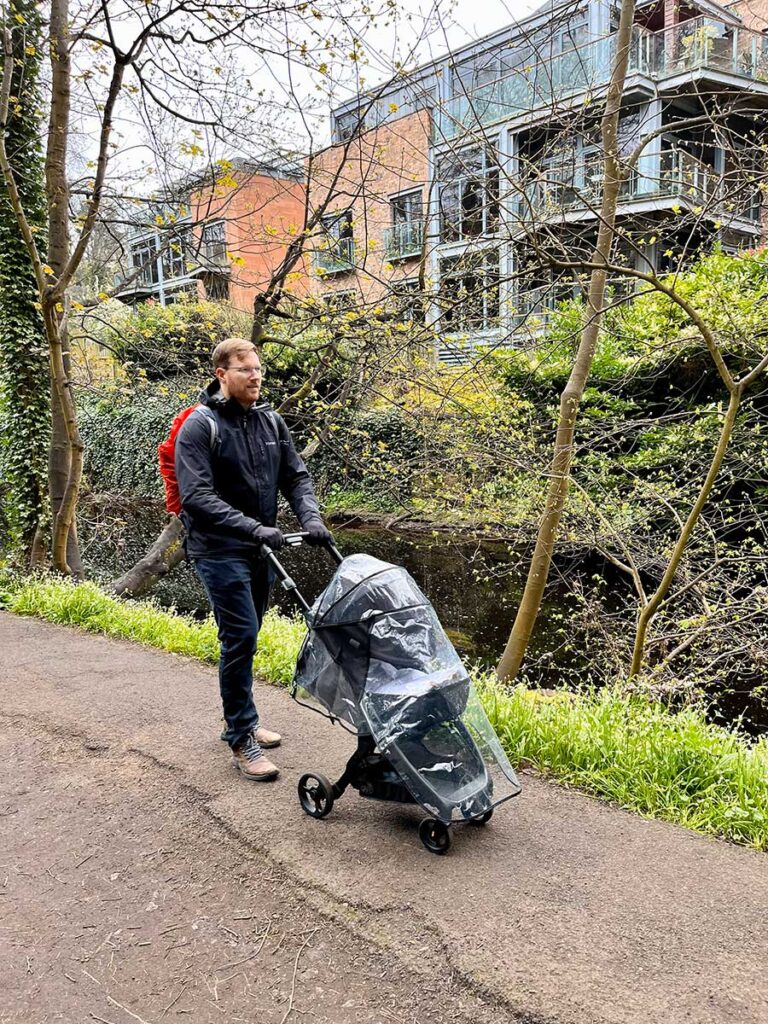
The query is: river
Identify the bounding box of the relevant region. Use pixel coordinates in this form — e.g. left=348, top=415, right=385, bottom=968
left=79, top=499, right=767, bottom=732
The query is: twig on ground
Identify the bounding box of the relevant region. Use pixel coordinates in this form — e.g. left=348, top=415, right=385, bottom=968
left=213, top=923, right=271, bottom=973
left=279, top=928, right=318, bottom=1024
left=164, top=939, right=189, bottom=958
left=106, top=994, right=154, bottom=1024
left=161, top=983, right=187, bottom=1018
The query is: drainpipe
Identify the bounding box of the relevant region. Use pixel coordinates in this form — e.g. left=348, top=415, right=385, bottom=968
left=665, top=0, right=681, bottom=63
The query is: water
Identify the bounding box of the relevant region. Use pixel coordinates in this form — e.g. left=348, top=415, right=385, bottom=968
left=271, top=525, right=580, bottom=671
left=79, top=498, right=580, bottom=672
left=79, top=498, right=767, bottom=732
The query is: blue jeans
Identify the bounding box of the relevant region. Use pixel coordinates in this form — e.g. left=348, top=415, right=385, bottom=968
left=194, top=555, right=275, bottom=748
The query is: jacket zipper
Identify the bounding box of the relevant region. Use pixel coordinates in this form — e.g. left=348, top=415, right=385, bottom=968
left=242, top=414, right=265, bottom=522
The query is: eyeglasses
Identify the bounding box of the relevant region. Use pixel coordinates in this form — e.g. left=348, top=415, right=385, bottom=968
left=227, top=366, right=263, bottom=377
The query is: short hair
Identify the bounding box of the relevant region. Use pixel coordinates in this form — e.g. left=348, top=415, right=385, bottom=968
left=212, top=337, right=259, bottom=370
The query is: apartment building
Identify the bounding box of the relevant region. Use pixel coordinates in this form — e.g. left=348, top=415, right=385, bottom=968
left=308, top=0, right=768, bottom=360
left=116, top=157, right=307, bottom=311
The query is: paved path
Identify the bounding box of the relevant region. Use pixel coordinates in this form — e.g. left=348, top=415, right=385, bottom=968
left=1, top=611, right=767, bottom=1024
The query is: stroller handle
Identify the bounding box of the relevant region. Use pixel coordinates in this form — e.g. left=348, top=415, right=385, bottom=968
left=259, top=532, right=343, bottom=616
left=281, top=531, right=344, bottom=565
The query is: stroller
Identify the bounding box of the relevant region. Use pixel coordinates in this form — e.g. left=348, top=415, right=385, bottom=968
left=265, top=534, right=522, bottom=855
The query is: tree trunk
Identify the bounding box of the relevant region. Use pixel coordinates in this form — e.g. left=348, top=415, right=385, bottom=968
left=111, top=515, right=187, bottom=599
left=44, top=0, right=83, bottom=574
left=496, top=0, right=637, bottom=683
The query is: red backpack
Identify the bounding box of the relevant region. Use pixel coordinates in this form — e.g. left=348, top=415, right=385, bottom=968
left=158, top=404, right=219, bottom=515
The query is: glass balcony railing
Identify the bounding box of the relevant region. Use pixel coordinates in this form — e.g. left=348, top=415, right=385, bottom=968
left=438, top=19, right=768, bottom=140
left=512, top=278, right=637, bottom=329
left=383, top=221, right=424, bottom=259
left=314, top=237, right=355, bottom=275
left=648, top=17, right=768, bottom=79
left=525, top=148, right=762, bottom=223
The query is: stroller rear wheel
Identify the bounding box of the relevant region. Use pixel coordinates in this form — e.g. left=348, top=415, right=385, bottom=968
left=418, top=817, right=451, bottom=855
left=298, top=772, right=335, bottom=819
left=471, top=809, right=494, bottom=826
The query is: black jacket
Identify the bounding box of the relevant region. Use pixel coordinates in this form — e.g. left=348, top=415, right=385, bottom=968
left=175, top=380, right=322, bottom=558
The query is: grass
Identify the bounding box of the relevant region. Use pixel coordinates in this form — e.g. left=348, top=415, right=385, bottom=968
left=4, top=574, right=767, bottom=851
left=479, top=678, right=768, bottom=850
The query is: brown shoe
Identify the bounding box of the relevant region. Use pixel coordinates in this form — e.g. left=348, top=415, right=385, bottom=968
left=254, top=725, right=281, bottom=749
left=220, top=722, right=282, bottom=746
left=232, top=732, right=279, bottom=782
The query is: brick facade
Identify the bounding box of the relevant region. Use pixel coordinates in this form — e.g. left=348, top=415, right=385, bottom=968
left=306, top=109, right=432, bottom=305
left=190, top=170, right=308, bottom=313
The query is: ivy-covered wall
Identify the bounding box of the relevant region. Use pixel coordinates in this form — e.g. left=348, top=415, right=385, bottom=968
left=0, top=0, right=50, bottom=560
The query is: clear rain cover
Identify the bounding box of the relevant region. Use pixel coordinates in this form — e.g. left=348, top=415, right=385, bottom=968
left=292, top=554, right=521, bottom=822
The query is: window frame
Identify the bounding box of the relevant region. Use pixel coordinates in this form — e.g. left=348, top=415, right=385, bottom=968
left=437, top=143, right=500, bottom=243
left=438, top=247, right=501, bottom=333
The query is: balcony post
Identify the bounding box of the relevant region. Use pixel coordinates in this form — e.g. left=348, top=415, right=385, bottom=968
left=155, top=230, right=166, bottom=306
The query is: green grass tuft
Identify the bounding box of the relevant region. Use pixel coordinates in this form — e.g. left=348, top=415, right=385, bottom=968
left=5, top=575, right=768, bottom=851
left=478, top=675, right=768, bottom=850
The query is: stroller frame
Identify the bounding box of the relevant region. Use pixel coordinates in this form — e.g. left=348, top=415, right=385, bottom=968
left=265, top=534, right=506, bottom=855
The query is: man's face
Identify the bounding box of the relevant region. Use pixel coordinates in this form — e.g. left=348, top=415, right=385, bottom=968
left=216, top=352, right=263, bottom=407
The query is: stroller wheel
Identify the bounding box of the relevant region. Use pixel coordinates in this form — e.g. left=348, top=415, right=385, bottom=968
left=298, top=772, right=335, bottom=819
left=471, top=809, right=494, bottom=826
left=418, top=818, right=451, bottom=855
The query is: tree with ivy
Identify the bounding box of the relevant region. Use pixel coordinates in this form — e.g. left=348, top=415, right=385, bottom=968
left=0, top=0, right=49, bottom=565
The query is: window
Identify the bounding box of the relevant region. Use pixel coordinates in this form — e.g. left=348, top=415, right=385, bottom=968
left=386, top=191, right=424, bottom=259
left=450, top=53, right=502, bottom=97
left=391, top=279, right=425, bottom=324
left=335, top=108, right=365, bottom=142
left=322, top=209, right=353, bottom=242
left=438, top=145, right=500, bottom=242
left=322, top=290, right=357, bottom=312
left=202, top=220, right=227, bottom=264
left=439, top=249, right=500, bottom=332
left=162, top=227, right=190, bottom=280
left=131, top=238, right=159, bottom=286
left=537, top=143, right=579, bottom=208
left=551, top=10, right=589, bottom=54
left=316, top=210, right=354, bottom=273
left=391, top=190, right=423, bottom=226
left=205, top=275, right=230, bottom=301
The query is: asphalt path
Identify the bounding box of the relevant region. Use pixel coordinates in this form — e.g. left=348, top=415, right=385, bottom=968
left=2, top=611, right=767, bottom=1024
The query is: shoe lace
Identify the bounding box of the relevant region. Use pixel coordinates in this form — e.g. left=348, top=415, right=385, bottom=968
left=238, top=732, right=263, bottom=763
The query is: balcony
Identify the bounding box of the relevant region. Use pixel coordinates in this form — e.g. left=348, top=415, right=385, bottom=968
left=526, top=148, right=762, bottom=225
left=314, top=237, right=355, bottom=275
left=383, top=221, right=425, bottom=260
left=512, top=279, right=636, bottom=331
left=439, top=19, right=768, bottom=140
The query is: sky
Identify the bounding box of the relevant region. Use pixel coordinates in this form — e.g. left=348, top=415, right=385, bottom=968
left=286, top=0, right=541, bottom=147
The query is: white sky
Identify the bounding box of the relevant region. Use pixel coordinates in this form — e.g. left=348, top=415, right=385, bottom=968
left=287, top=0, right=541, bottom=148
left=82, top=0, right=542, bottom=200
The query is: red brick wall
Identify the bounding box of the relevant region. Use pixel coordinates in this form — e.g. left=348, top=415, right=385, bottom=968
left=727, top=0, right=768, bottom=31
left=307, top=108, right=432, bottom=304
left=191, top=171, right=309, bottom=314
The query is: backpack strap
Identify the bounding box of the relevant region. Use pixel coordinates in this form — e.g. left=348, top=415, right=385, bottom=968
left=191, top=406, right=220, bottom=452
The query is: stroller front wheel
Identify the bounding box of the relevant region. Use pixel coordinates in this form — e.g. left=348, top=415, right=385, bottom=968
left=298, top=772, right=335, bottom=819
left=419, top=817, right=451, bottom=855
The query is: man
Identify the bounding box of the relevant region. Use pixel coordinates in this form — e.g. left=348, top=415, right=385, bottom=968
left=175, top=337, right=332, bottom=781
